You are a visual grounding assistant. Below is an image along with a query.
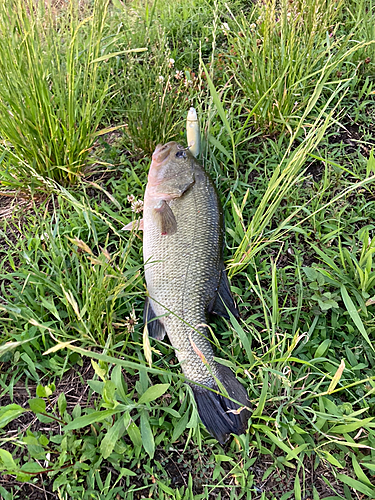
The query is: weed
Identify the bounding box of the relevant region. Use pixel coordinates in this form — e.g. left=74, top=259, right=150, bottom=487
left=224, top=0, right=373, bottom=135
left=0, top=0, right=131, bottom=189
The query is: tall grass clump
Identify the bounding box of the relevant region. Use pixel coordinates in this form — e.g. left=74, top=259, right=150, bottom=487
left=343, top=0, right=375, bottom=66
left=115, top=43, right=190, bottom=155
left=224, top=0, right=354, bottom=135
left=0, top=0, right=117, bottom=188
left=107, top=0, right=206, bottom=155
left=104, top=0, right=247, bottom=155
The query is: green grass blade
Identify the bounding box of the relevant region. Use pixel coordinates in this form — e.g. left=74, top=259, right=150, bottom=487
left=252, top=371, right=268, bottom=417
left=336, top=474, right=375, bottom=498
left=340, top=285, right=374, bottom=351
left=201, top=60, right=236, bottom=170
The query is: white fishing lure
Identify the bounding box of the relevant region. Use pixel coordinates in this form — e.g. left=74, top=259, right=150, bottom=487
left=186, top=107, right=200, bottom=158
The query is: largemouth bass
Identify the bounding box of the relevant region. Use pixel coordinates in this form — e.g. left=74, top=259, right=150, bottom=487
left=142, top=141, right=250, bottom=443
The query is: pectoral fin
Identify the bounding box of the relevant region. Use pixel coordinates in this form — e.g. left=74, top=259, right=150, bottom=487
left=153, top=200, right=177, bottom=236
left=208, top=266, right=239, bottom=319
left=122, top=219, right=144, bottom=231
left=144, top=297, right=167, bottom=340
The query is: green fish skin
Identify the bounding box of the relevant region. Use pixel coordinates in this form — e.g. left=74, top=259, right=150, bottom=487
left=143, top=141, right=250, bottom=443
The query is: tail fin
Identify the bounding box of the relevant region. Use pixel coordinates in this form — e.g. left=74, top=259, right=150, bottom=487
left=190, top=364, right=250, bottom=444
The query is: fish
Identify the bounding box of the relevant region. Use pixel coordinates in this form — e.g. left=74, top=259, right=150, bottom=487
left=141, top=141, right=250, bottom=443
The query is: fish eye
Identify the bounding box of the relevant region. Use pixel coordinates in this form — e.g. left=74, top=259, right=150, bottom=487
left=176, top=150, right=187, bottom=158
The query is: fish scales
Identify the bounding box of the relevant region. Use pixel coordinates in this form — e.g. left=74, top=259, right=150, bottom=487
left=142, top=141, right=250, bottom=443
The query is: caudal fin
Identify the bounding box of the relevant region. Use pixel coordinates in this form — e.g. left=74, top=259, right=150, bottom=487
left=190, top=364, right=250, bottom=444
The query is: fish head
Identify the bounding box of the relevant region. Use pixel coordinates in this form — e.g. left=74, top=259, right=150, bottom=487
left=147, top=142, right=195, bottom=199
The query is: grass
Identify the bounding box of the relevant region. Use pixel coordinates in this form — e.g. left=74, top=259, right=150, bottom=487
left=0, top=0, right=375, bottom=498
left=0, top=0, right=140, bottom=189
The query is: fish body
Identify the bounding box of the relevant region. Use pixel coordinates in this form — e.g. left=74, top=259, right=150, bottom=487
left=142, top=142, right=249, bottom=443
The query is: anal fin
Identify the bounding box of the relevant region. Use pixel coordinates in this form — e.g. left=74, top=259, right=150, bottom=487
left=208, top=266, right=239, bottom=319
left=144, top=297, right=167, bottom=340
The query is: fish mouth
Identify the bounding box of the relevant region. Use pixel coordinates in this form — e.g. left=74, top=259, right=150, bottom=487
left=152, top=143, right=173, bottom=165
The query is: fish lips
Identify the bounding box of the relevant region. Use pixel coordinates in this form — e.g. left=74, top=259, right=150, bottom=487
left=152, top=143, right=172, bottom=166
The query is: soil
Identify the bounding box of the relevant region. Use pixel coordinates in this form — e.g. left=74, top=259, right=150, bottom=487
left=153, top=447, right=347, bottom=499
